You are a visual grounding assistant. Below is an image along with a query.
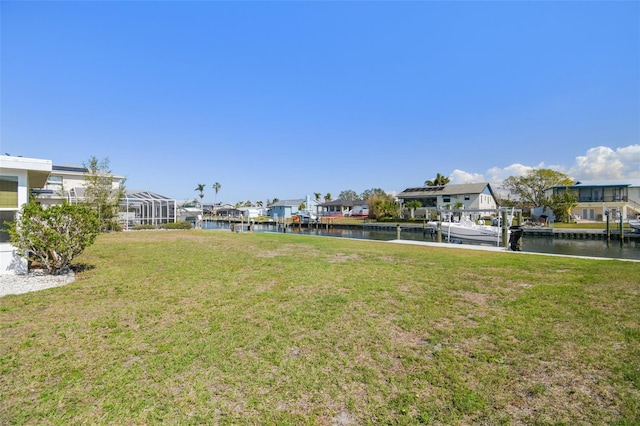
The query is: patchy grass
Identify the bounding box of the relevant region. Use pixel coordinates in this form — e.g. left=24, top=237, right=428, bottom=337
left=1, top=230, right=639, bottom=425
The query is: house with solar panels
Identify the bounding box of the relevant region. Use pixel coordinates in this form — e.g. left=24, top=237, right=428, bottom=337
left=397, top=183, right=500, bottom=211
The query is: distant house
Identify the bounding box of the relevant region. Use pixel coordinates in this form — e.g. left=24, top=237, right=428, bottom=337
left=0, top=155, right=52, bottom=274
left=268, top=199, right=305, bottom=220
left=317, top=199, right=369, bottom=217
left=215, top=207, right=244, bottom=218
left=268, top=196, right=319, bottom=220
left=544, top=179, right=640, bottom=222
left=240, top=207, right=267, bottom=218
left=397, top=183, right=500, bottom=211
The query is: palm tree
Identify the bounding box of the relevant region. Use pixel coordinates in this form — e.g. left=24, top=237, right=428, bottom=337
left=314, top=192, right=322, bottom=202
left=213, top=182, right=221, bottom=205
left=256, top=200, right=263, bottom=207
left=195, top=183, right=205, bottom=206
left=425, top=173, right=450, bottom=187
left=324, top=193, right=332, bottom=202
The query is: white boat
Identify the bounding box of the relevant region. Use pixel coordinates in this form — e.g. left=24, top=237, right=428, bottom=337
left=428, top=216, right=510, bottom=244
left=628, top=220, right=640, bottom=230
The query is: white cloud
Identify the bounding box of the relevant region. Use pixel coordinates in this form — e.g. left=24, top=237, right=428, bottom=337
left=448, top=169, right=484, bottom=184
left=567, top=144, right=640, bottom=180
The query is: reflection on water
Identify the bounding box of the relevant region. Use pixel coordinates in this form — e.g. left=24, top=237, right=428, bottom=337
left=203, top=222, right=640, bottom=261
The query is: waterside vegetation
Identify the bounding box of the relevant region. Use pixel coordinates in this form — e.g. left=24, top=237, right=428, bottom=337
left=1, top=230, right=638, bottom=424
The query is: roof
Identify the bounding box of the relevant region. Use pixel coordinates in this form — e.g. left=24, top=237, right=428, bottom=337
left=317, top=199, right=365, bottom=207
left=553, top=179, right=640, bottom=189
left=398, top=183, right=491, bottom=198
left=268, top=199, right=305, bottom=207
left=53, top=164, right=87, bottom=173
left=125, top=190, right=174, bottom=200
left=0, top=155, right=52, bottom=188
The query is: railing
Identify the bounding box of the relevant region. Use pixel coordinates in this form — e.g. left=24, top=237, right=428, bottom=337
left=578, top=196, right=629, bottom=203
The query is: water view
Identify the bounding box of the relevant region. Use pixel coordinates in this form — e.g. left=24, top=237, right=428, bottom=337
left=203, top=221, right=640, bottom=261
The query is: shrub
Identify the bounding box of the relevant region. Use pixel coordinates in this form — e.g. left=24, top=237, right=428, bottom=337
left=132, top=224, right=156, bottom=230
left=160, top=221, right=192, bottom=230
left=7, top=201, right=101, bottom=275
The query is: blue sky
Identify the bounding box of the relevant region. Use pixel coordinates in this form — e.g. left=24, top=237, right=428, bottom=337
left=2, top=1, right=639, bottom=204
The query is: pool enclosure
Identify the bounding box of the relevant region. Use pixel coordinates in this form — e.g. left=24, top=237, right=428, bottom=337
left=119, top=190, right=177, bottom=228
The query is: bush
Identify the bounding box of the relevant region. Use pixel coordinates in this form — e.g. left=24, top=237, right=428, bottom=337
left=7, top=201, right=101, bottom=275
left=130, top=222, right=192, bottom=231
left=160, top=221, right=192, bottom=230
left=132, top=224, right=156, bottom=230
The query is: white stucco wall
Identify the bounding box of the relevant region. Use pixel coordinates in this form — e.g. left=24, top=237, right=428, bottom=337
left=0, top=156, right=52, bottom=274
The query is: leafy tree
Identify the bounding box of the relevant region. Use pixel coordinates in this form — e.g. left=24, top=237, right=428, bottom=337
left=213, top=182, right=221, bottom=205
left=544, top=190, right=578, bottom=222
left=367, top=192, right=399, bottom=220
left=7, top=201, right=100, bottom=275
left=339, top=189, right=360, bottom=201
left=244, top=200, right=252, bottom=207
left=425, top=173, right=450, bottom=186
left=271, top=198, right=279, bottom=205
left=298, top=202, right=306, bottom=210
left=83, top=156, right=125, bottom=231
left=405, top=200, right=422, bottom=219
left=360, top=188, right=388, bottom=201
left=503, top=169, right=573, bottom=207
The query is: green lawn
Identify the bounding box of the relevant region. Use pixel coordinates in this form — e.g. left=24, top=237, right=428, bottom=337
left=1, top=230, right=639, bottom=425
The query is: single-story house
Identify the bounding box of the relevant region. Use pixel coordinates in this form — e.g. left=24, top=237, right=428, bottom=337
left=397, top=183, right=500, bottom=211
left=544, top=179, right=640, bottom=222
left=1, top=155, right=52, bottom=274
left=316, top=199, right=369, bottom=217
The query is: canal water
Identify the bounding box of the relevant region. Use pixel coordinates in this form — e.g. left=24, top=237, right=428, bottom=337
left=203, top=221, right=640, bottom=261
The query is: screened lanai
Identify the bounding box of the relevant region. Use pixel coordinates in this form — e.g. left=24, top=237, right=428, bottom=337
left=119, top=190, right=177, bottom=227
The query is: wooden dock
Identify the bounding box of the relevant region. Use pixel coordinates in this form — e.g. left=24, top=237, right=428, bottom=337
left=524, top=227, right=640, bottom=241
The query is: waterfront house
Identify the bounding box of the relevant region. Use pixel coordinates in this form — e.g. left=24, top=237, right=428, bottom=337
left=0, top=155, right=52, bottom=274
left=317, top=199, right=369, bottom=217
left=397, top=183, right=500, bottom=211
left=268, top=196, right=319, bottom=220
left=545, top=179, right=640, bottom=222
left=268, top=199, right=305, bottom=220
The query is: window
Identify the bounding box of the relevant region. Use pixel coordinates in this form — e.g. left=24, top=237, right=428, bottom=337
left=0, top=211, right=15, bottom=242
left=443, top=197, right=451, bottom=202
left=464, top=195, right=470, bottom=201
left=46, top=175, right=63, bottom=192
left=0, top=176, right=18, bottom=208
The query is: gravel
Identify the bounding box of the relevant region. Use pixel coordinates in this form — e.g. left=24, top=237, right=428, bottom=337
left=0, top=270, right=76, bottom=297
